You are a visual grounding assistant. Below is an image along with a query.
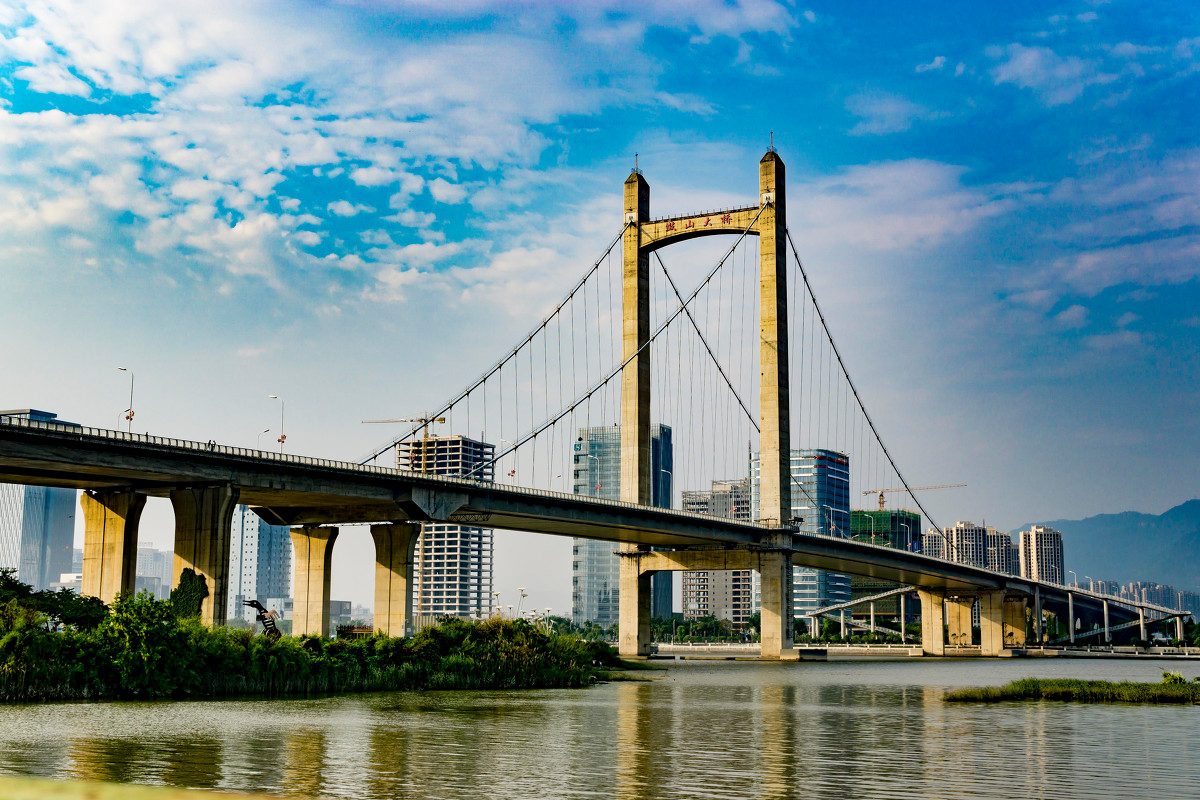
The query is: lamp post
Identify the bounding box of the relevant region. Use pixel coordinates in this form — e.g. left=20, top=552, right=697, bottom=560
left=117, top=367, right=134, bottom=433
left=256, top=428, right=270, bottom=449
left=1068, top=570, right=1078, bottom=588
left=268, top=396, right=285, bottom=452
left=585, top=454, right=601, bottom=496
left=822, top=505, right=840, bottom=537
left=659, top=467, right=673, bottom=506
left=517, top=587, right=528, bottom=616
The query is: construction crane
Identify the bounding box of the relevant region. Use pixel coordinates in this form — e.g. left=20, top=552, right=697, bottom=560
left=362, top=415, right=445, bottom=473
left=863, top=483, right=966, bottom=511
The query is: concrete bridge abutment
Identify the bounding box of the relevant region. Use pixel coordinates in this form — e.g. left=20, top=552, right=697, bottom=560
left=291, top=525, right=339, bottom=637
left=371, top=523, right=419, bottom=637
left=80, top=489, right=146, bottom=605
left=170, top=485, right=239, bottom=628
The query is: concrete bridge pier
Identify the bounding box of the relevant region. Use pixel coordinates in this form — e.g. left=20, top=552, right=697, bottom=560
left=946, top=596, right=974, bottom=647
left=618, top=544, right=654, bottom=657
left=170, top=484, right=239, bottom=627
left=1004, top=597, right=1028, bottom=648
left=80, top=489, right=146, bottom=604
left=978, top=592, right=1006, bottom=656
left=291, top=525, right=339, bottom=637
left=918, top=590, right=945, bottom=656
left=371, top=523, right=420, bottom=637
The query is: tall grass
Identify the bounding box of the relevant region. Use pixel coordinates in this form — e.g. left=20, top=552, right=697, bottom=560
left=0, top=592, right=623, bottom=703
left=944, top=675, right=1200, bottom=704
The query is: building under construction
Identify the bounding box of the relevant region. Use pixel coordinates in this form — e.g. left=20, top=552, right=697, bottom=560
left=850, top=509, right=921, bottom=623
left=397, top=435, right=494, bottom=618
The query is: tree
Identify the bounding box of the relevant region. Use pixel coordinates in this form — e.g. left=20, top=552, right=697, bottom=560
left=169, top=568, right=208, bottom=618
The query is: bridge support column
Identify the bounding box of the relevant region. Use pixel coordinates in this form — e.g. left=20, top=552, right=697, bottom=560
left=1003, top=597, right=1028, bottom=648
left=371, top=523, right=419, bottom=637
left=1103, top=599, right=1111, bottom=643
left=946, top=596, right=974, bottom=648
left=80, top=489, right=146, bottom=604
left=759, top=549, right=794, bottom=659
left=1033, top=586, right=1043, bottom=644
left=1068, top=592, right=1076, bottom=644
left=978, top=592, right=1006, bottom=656
left=170, top=484, right=239, bottom=627
left=291, top=526, right=339, bottom=637
left=618, top=545, right=653, bottom=657
left=899, top=593, right=907, bottom=643
left=1138, top=607, right=1147, bottom=642
left=1176, top=617, right=1184, bottom=642
left=919, top=590, right=945, bottom=656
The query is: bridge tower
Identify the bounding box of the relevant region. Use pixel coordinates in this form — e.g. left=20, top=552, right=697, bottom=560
left=618, top=150, right=796, bottom=659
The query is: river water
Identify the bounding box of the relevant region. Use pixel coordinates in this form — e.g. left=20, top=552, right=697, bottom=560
left=0, top=658, right=1196, bottom=799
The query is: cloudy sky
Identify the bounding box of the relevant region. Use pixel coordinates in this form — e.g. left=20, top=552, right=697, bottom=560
left=2, top=0, right=1197, bottom=609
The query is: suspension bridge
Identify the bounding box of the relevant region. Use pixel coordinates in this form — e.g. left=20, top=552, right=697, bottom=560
left=0, top=149, right=1186, bottom=657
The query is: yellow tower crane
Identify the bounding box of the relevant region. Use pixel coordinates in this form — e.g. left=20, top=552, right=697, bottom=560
left=863, top=483, right=966, bottom=511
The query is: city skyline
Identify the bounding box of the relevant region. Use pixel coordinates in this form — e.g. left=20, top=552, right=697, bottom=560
left=2, top=1, right=1197, bottom=612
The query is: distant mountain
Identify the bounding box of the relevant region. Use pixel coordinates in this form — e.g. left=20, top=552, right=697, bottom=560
left=1017, top=499, right=1200, bottom=592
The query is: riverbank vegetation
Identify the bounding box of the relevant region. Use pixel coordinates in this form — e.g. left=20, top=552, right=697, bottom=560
left=0, top=570, right=628, bottom=703
left=944, top=673, right=1200, bottom=704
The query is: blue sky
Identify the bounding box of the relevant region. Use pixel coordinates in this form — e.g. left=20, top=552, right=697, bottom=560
left=1, top=1, right=1197, bottom=607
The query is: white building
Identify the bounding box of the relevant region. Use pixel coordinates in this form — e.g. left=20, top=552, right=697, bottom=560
left=924, top=521, right=989, bottom=568
left=1018, top=525, right=1064, bottom=584
left=399, top=435, right=495, bottom=618
left=227, top=505, right=292, bottom=623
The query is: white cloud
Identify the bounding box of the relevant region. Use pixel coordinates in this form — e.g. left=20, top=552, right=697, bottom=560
left=429, top=178, right=468, bottom=204
left=989, top=43, right=1116, bottom=106
left=1053, top=304, right=1089, bottom=329
left=327, top=200, right=374, bottom=217
left=915, top=56, right=945, bottom=73
left=846, top=91, right=936, bottom=135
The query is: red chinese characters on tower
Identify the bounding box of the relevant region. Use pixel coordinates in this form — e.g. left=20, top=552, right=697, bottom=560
left=684, top=219, right=695, bottom=229
left=703, top=217, right=712, bottom=227
left=721, top=213, right=732, bottom=224
left=665, top=220, right=676, bottom=231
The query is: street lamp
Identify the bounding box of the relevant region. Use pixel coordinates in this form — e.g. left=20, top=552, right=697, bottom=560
left=256, top=428, right=271, bottom=449
left=517, top=587, right=528, bottom=615
left=505, top=604, right=513, bottom=619
left=268, top=396, right=285, bottom=452
left=1069, top=570, right=1078, bottom=588
left=822, top=505, right=840, bottom=537
left=492, top=591, right=501, bottom=616
left=585, top=454, right=601, bottom=496
left=117, top=367, right=134, bottom=433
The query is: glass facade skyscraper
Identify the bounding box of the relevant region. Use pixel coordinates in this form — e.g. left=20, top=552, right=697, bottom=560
left=751, top=448, right=852, bottom=617
left=0, top=410, right=78, bottom=591
left=571, top=424, right=673, bottom=627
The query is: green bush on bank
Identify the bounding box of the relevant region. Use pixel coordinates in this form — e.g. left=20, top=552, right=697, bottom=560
left=0, top=575, right=623, bottom=702
left=944, top=673, right=1200, bottom=705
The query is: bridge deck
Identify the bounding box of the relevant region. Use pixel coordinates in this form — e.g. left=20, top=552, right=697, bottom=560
left=0, top=416, right=1183, bottom=610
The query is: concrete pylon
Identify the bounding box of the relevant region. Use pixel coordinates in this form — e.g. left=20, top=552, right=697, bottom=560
left=170, top=484, right=239, bottom=627
left=618, top=555, right=653, bottom=657
left=620, top=168, right=651, bottom=506
left=291, top=526, right=339, bottom=637
left=919, top=590, right=945, bottom=656
left=754, top=150, right=791, bottom=528
left=80, top=489, right=146, bottom=604
left=759, top=548, right=793, bottom=658
left=371, top=523, right=419, bottom=637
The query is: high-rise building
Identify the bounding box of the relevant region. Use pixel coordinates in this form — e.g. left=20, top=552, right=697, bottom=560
left=0, top=409, right=78, bottom=591
left=1176, top=591, right=1198, bottom=621
left=751, top=449, right=852, bottom=617
left=986, top=529, right=1018, bottom=575
left=1122, top=581, right=1176, bottom=608
left=1018, top=525, right=1064, bottom=584
left=924, top=521, right=989, bottom=568
left=399, top=435, right=495, bottom=618
left=226, top=506, right=292, bottom=623
left=571, top=424, right=673, bottom=627
left=136, top=547, right=174, bottom=600
left=681, top=478, right=753, bottom=625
